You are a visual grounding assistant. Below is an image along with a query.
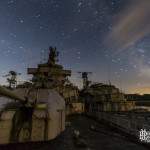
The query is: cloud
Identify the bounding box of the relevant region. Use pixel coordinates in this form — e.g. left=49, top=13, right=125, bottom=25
left=104, top=0, right=150, bottom=52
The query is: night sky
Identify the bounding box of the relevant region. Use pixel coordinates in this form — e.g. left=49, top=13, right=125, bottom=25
left=0, top=0, right=150, bottom=94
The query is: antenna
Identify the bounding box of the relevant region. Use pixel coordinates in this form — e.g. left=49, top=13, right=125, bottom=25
left=40, top=49, right=46, bottom=63
left=44, top=49, right=48, bottom=62
left=3, top=71, right=21, bottom=88
left=119, top=77, right=124, bottom=93
left=105, top=52, right=113, bottom=86
left=78, top=72, right=92, bottom=89
left=107, top=58, right=111, bottom=85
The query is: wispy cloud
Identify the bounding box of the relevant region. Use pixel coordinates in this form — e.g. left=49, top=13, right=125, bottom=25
left=104, top=0, right=150, bottom=52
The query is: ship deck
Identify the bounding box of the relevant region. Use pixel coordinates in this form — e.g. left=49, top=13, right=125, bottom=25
left=0, top=115, right=148, bottom=150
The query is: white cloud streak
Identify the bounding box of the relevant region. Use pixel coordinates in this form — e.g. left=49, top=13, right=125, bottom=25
left=104, top=0, right=150, bottom=53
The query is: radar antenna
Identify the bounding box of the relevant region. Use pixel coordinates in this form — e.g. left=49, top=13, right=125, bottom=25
left=78, top=72, right=92, bottom=89
left=48, top=47, right=59, bottom=65
left=3, top=71, right=21, bottom=89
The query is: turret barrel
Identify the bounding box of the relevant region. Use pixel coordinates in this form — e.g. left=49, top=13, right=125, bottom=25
left=0, top=86, right=25, bottom=102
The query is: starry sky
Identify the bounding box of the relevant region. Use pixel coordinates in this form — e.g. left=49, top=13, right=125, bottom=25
left=0, top=0, right=150, bottom=94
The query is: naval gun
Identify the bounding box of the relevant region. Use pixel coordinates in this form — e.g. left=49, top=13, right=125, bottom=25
left=0, top=85, right=65, bottom=144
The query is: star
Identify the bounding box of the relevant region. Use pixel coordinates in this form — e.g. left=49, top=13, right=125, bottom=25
left=0, top=0, right=149, bottom=94
left=19, top=19, right=24, bottom=23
